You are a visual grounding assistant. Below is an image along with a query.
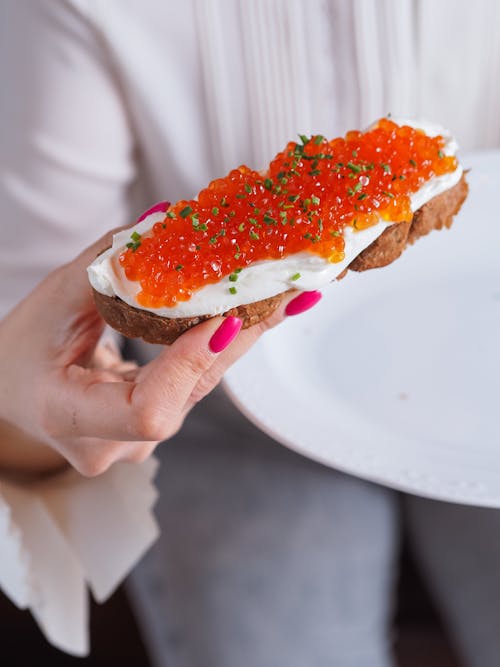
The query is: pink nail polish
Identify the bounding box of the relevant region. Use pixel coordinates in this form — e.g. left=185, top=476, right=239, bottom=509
left=209, top=317, right=243, bottom=353
left=285, top=290, right=322, bottom=316
left=136, top=201, right=171, bottom=223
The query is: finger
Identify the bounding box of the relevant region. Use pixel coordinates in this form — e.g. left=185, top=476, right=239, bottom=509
left=182, top=289, right=303, bottom=412
left=129, top=316, right=239, bottom=427
left=46, top=316, right=241, bottom=441
left=55, top=435, right=160, bottom=477
left=90, top=343, right=138, bottom=375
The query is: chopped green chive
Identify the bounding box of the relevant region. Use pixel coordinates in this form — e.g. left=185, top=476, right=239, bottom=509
left=211, top=207, right=219, bottom=216
left=264, top=178, right=273, bottom=190
left=409, top=159, right=417, bottom=167
left=311, top=195, right=320, bottom=206
left=347, top=162, right=362, bottom=173
left=238, top=222, right=246, bottom=232
left=236, top=193, right=246, bottom=199
left=175, top=264, right=183, bottom=271
left=179, top=205, right=192, bottom=218
left=166, top=211, right=176, bottom=218
left=249, top=230, right=260, bottom=240
left=383, top=190, right=395, bottom=198
left=314, top=135, right=324, bottom=145
left=291, top=273, right=301, bottom=281
left=438, top=150, right=444, bottom=159
left=299, top=134, right=309, bottom=145
left=244, top=183, right=252, bottom=194
left=357, top=192, right=368, bottom=200
left=229, top=286, right=237, bottom=295
left=126, top=231, right=142, bottom=251
left=288, top=194, right=299, bottom=202
left=382, top=163, right=390, bottom=173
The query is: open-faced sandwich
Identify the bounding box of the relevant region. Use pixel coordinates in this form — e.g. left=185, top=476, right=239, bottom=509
left=88, top=118, right=468, bottom=344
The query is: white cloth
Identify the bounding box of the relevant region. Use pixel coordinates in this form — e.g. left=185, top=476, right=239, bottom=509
left=0, top=459, right=159, bottom=655
left=1, top=0, right=500, bottom=656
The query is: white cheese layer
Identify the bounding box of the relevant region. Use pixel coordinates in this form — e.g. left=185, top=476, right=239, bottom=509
left=88, top=119, right=462, bottom=318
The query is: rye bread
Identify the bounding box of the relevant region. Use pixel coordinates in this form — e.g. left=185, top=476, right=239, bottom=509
left=92, top=174, right=468, bottom=345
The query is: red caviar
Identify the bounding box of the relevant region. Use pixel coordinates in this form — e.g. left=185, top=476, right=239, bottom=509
left=120, top=118, right=457, bottom=308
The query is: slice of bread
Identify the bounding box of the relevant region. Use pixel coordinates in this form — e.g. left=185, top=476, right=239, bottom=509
left=92, top=174, right=468, bottom=345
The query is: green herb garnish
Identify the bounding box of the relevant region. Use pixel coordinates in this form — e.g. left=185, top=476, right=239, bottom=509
left=179, top=205, right=192, bottom=218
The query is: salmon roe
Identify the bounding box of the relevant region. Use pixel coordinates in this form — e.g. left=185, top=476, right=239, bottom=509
left=120, top=118, right=457, bottom=308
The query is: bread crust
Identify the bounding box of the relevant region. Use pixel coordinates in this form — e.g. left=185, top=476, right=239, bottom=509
left=92, top=174, right=468, bottom=344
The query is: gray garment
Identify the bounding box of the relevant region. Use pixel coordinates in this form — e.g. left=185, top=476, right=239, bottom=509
left=128, top=388, right=500, bottom=667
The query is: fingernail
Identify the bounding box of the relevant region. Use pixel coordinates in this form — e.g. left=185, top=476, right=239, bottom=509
left=285, top=290, right=322, bottom=316
left=209, top=316, right=243, bottom=353
left=136, top=201, right=171, bottom=223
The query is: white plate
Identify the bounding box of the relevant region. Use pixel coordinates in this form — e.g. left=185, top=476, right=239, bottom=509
left=224, top=150, right=500, bottom=507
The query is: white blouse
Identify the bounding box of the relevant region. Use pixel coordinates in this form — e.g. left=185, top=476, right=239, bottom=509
left=1, top=0, right=499, bottom=654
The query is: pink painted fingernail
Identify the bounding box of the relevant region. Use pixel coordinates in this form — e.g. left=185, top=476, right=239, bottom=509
left=209, top=317, right=243, bottom=353
left=285, top=290, right=322, bottom=316
left=136, top=201, right=171, bottom=223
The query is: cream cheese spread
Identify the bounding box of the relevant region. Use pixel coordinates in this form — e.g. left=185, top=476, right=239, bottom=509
left=88, top=119, right=462, bottom=318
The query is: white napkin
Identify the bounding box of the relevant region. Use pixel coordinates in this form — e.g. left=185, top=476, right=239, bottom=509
left=0, top=457, right=159, bottom=656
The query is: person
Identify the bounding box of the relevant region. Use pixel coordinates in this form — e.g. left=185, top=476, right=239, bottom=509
left=1, top=1, right=500, bottom=666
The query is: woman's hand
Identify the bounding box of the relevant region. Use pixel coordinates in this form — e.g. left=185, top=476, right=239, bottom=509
left=0, top=230, right=321, bottom=477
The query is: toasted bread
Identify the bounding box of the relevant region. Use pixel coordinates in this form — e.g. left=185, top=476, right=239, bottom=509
left=92, top=174, right=468, bottom=344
